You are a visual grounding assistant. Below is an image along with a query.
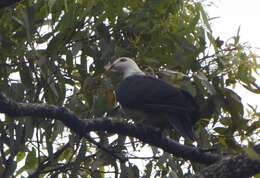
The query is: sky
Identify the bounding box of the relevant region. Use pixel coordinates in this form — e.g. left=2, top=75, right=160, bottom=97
left=206, top=0, right=260, bottom=111
left=206, top=0, right=260, bottom=48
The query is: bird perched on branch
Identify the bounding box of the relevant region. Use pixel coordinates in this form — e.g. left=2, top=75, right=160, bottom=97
left=104, top=57, right=200, bottom=140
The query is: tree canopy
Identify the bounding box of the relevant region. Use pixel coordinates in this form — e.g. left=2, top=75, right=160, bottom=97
left=0, top=0, right=259, bottom=177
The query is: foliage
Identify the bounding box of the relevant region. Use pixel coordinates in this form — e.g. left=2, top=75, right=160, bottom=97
left=0, top=0, right=259, bottom=177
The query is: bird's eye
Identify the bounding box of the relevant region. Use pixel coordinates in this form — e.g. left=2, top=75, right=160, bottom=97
left=119, top=58, right=127, bottom=62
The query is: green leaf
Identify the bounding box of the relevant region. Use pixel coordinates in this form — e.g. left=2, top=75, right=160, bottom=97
left=167, top=171, right=179, bottom=178
left=207, top=32, right=217, bottom=51
left=22, top=6, right=34, bottom=43
left=234, top=26, right=241, bottom=44
left=36, top=32, right=53, bottom=43
left=143, top=162, right=153, bottom=178
left=48, top=0, right=57, bottom=10
left=244, top=147, right=260, bottom=161
left=187, top=13, right=200, bottom=32
left=16, top=151, right=26, bottom=162
left=224, top=88, right=244, bottom=117
left=198, top=3, right=211, bottom=31
left=25, top=148, right=38, bottom=170
left=214, top=127, right=227, bottom=135
left=10, top=83, right=25, bottom=101
left=255, top=173, right=260, bottom=178
left=24, top=118, right=34, bottom=140
left=19, top=62, right=34, bottom=90
left=92, top=94, right=109, bottom=117
left=47, top=32, right=66, bottom=53
left=194, top=72, right=216, bottom=95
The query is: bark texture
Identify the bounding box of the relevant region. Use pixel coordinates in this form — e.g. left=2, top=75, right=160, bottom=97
left=0, top=0, right=23, bottom=8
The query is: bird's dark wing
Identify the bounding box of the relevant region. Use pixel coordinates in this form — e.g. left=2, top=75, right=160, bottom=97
left=116, top=75, right=198, bottom=116
left=116, top=75, right=199, bottom=140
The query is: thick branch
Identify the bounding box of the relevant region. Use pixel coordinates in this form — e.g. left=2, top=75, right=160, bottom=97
left=0, top=92, right=221, bottom=164
left=0, top=0, right=23, bottom=8
left=193, top=144, right=260, bottom=178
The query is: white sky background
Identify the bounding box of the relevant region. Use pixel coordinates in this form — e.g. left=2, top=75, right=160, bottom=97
left=206, top=0, right=260, bottom=47
left=206, top=0, right=260, bottom=111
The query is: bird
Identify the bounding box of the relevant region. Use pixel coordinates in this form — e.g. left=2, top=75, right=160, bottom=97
left=104, top=57, right=200, bottom=140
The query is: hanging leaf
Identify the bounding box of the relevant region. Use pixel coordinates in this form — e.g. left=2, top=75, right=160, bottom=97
left=194, top=72, right=216, bottom=95
left=223, top=88, right=244, bottom=117
left=24, top=148, right=38, bottom=170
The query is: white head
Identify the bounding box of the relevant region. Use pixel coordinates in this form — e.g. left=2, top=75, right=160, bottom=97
left=104, top=57, right=145, bottom=78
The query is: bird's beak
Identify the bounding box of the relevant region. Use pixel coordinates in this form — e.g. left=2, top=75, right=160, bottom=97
left=104, top=62, right=114, bottom=72
left=104, top=63, right=112, bottom=71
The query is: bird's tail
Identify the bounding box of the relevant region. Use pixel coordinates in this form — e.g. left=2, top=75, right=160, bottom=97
left=167, top=114, right=197, bottom=141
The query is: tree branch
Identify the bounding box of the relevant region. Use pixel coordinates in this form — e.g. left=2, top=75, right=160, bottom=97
left=193, top=144, right=260, bottom=178
left=2, top=91, right=260, bottom=177
left=0, top=0, right=23, bottom=8
left=0, top=91, right=221, bottom=165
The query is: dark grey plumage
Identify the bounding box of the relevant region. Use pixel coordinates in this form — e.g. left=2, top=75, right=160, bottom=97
left=105, top=57, right=200, bottom=140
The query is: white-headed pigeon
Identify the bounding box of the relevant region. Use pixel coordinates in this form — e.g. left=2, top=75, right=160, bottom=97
left=105, top=57, right=200, bottom=140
